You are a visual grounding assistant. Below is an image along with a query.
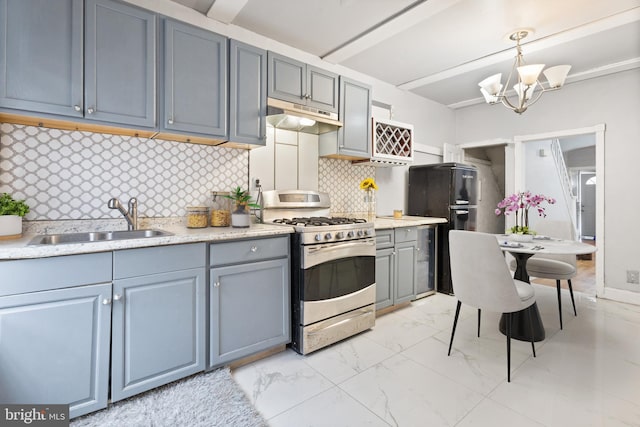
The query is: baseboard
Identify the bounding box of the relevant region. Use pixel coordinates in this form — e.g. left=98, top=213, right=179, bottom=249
left=600, top=287, right=640, bottom=306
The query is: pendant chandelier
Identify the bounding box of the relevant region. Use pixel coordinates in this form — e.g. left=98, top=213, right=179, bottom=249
left=478, top=29, right=571, bottom=114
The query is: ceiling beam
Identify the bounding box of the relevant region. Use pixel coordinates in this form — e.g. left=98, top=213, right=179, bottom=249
left=399, top=7, right=640, bottom=91
left=321, top=0, right=462, bottom=64
left=206, top=0, right=249, bottom=23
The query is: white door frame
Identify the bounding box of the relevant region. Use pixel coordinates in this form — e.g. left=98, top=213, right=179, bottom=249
left=514, top=124, right=605, bottom=298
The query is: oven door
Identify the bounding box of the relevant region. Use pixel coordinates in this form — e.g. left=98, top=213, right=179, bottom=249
left=300, top=238, right=376, bottom=326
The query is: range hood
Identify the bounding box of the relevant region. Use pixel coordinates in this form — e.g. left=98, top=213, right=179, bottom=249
left=266, top=98, right=343, bottom=135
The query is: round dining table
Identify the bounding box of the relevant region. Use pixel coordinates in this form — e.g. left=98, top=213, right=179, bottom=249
left=496, top=235, right=596, bottom=342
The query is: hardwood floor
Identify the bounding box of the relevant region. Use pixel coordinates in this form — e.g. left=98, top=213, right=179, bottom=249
left=531, top=240, right=596, bottom=296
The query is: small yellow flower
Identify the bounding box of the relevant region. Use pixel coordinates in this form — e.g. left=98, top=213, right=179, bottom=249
left=359, top=177, right=378, bottom=191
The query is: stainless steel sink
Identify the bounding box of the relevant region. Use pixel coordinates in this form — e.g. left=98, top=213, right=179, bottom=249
left=28, top=229, right=173, bottom=245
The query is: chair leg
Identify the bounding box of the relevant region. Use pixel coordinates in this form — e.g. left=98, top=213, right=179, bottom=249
left=568, top=279, right=577, bottom=316
left=527, top=307, right=536, bottom=358
left=506, top=312, right=512, bottom=383
left=556, top=280, right=563, bottom=330
left=448, top=301, right=462, bottom=356
left=477, top=308, right=481, bottom=337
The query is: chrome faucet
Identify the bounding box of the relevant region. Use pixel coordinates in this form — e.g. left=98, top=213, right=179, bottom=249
left=108, top=197, right=138, bottom=230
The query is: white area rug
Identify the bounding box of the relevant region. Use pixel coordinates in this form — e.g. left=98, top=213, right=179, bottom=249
left=71, top=368, right=267, bottom=427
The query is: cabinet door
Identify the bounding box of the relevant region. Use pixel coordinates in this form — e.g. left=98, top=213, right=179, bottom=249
left=306, top=65, right=338, bottom=113
left=85, top=0, right=156, bottom=127
left=111, top=268, right=206, bottom=402
left=0, top=283, right=111, bottom=419
left=395, top=241, right=416, bottom=304
left=375, top=247, right=394, bottom=310
left=338, top=77, right=372, bottom=158
left=0, top=0, right=83, bottom=117
left=267, top=52, right=306, bottom=103
left=210, top=258, right=290, bottom=367
left=163, top=19, right=227, bottom=137
left=229, top=39, right=266, bottom=145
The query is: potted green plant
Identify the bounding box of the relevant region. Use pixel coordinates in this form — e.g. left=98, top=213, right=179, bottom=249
left=224, top=186, right=260, bottom=228
left=0, top=192, right=30, bottom=240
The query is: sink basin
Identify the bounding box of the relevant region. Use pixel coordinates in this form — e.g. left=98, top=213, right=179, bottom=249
left=28, top=229, right=173, bottom=245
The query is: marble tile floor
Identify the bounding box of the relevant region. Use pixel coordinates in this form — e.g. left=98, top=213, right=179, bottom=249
left=233, top=284, right=640, bottom=427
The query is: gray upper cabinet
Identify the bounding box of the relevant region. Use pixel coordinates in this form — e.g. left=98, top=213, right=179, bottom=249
left=267, top=52, right=338, bottom=113
left=229, top=39, right=267, bottom=145
left=162, top=19, right=227, bottom=137
left=338, top=77, right=372, bottom=158
left=0, top=0, right=83, bottom=117
left=85, top=0, right=156, bottom=128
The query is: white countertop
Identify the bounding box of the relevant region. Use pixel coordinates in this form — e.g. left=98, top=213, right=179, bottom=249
left=0, top=223, right=294, bottom=260
left=0, top=215, right=447, bottom=260
left=373, top=216, right=447, bottom=229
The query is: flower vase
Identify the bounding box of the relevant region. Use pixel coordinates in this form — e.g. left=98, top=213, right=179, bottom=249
left=509, top=233, right=534, bottom=243
left=365, top=189, right=375, bottom=222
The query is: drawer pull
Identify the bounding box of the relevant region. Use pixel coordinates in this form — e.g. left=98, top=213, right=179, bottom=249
left=102, top=298, right=112, bottom=305
left=250, top=246, right=258, bottom=252
left=214, top=282, right=220, bottom=288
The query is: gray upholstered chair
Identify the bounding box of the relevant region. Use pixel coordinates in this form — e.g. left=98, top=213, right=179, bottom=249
left=510, top=219, right=577, bottom=329
left=448, top=230, right=536, bottom=382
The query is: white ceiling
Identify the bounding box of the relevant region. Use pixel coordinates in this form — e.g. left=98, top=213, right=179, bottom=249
left=170, top=0, right=640, bottom=109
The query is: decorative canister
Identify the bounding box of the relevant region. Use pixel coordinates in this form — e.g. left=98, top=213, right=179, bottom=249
left=186, top=206, right=209, bottom=228
left=210, top=191, right=231, bottom=227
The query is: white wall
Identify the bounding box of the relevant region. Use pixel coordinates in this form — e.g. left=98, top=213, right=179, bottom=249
left=455, top=68, right=640, bottom=296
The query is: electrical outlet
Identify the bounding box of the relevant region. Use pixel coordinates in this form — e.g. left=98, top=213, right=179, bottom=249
left=627, top=270, right=640, bottom=284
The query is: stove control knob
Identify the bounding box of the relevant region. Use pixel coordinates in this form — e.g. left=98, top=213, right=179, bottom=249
left=336, top=232, right=345, bottom=239
left=363, top=230, right=369, bottom=236
left=347, top=231, right=355, bottom=238
left=315, top=234, right=322, bottom=241
left=357, top=230, right=364, bottom=237
left=324, top=233, right=332, bottom=240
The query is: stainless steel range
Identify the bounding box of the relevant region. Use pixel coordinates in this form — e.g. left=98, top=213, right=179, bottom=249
left=262, top=190, right=376, bottom=355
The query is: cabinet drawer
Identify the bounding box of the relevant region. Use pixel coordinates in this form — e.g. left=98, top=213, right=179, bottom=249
left=375, top=229, right=394, bottom=248
left=114, top=243, right=206, bottom=279
left=0, top=252, right=112, bottom=297
left=210, top=236, right=289, bottom=267
left=395, top=227, right=418, bottom=243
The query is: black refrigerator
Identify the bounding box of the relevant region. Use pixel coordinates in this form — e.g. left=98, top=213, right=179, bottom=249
left=407, top=163, right=478, bottom=295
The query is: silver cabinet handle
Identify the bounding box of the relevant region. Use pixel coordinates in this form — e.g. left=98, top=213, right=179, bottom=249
left=102, top=298, right=112, bottom=305
left=73, top=105, right=81, bottom=111
left=113, top=293, right=123, bottom=301
left=416, top=247, right=421, bottom=251
left=87, top=107, right=95, bottom=114
left=250, top=246, right=258, bottom=252
left=168, top=118, right=174, bottom=125
left=214, top=282, right=220, bottom=288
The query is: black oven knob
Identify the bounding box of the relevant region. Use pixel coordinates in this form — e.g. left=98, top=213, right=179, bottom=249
left=347, top=231, right=354, bottom=238
left=336, top=232, right=344, bottom=239
left=363, top=230, right=369, bottom=236
left=324, top=233, right=332, bottom=240
left=315, top=233, right=322, bottom=241
left=357, top=230, right=364, bottom=237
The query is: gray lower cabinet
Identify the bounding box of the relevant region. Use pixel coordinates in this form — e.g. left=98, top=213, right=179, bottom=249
left=112, top=243, right=206, bottom=402
left=85, top=0, right=156, bottom=127
left=375, top=227, right=417, bottom=310
left=0, top=253, right=112, bottom=418
left=229, top=39, right=267, bottom=145
left=267, top=51, right=338, bottom=113
left=162, top=19, right=227, bottom=138
left=0, top=0, right=84, bottom=117
left=209, top=236, right=290, bottom=368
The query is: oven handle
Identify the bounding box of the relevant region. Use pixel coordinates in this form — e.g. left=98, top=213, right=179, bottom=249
left=302, top=238, right=376, bottom=269
left=307, top=309, right=373, bottom=336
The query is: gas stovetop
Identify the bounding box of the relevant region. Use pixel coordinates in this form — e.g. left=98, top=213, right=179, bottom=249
left=272, top=216, right=367, bottom=227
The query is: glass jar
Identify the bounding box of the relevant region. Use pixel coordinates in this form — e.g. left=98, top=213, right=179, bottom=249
left=210, top=191, right=231, bottom=227
left=186, top=206, right=209, bottom=228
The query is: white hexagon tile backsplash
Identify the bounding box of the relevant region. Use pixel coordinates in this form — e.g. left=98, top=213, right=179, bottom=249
left=0, top=123, right=248, bottom=220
